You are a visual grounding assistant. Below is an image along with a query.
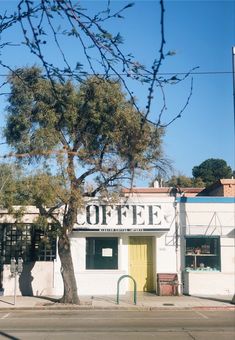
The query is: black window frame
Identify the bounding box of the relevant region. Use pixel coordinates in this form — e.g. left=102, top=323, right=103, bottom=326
left=0, top=223, right=56, bottom=264
left=86, top=237, right=118, bottom=270
left=185, top=236, right=221, bottom=271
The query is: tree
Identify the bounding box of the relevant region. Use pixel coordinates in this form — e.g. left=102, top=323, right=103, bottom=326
left=166, top=175, right=205, bottom=188
left=4, top=67, right=165, bottom=304
left=192, top=158, right=233, bottom=187
left=0, top=163, right=26, bottom=207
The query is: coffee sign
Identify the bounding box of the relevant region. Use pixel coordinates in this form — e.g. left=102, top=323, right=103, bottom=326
left=74, top=203, right=175, bottom=232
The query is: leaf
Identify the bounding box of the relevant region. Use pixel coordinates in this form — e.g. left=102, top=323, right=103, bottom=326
left=123, top=3, right=135, bottom=9
left=75, top=62, right=83, bottom=70
left=166, top=50, right=176, bottom=56
left=116, top=14, right=124, bottom=19
left=170, top=76, right=179, bottom=81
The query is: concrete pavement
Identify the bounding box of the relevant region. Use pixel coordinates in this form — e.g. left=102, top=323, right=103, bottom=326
left=0, top=293, right=234, bottom=311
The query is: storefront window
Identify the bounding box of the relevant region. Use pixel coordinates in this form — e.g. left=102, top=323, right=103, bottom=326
left=185, top=236, right=220, bottom=271
left=0, top=224, right=56, bottom=263
left=86, top=237, right=118, bottom=270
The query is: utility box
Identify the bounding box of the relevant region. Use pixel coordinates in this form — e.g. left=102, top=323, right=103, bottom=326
left=157, top=273, right=179, bottom=296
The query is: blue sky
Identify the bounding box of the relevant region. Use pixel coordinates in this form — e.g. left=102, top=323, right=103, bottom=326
left=0, top=0, right=234, bottom=185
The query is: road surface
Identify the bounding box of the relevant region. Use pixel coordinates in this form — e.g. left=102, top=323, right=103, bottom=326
left=0, top=309, right=234, bottom=339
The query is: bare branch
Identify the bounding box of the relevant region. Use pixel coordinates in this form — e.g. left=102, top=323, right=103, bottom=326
left=162, top=77, right=194, bottom=127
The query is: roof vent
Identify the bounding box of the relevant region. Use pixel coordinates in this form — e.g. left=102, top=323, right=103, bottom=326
left=153, top=180, right=159, bottom=188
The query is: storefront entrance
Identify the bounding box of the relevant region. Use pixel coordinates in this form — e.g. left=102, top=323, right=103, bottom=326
left=128, top=236, right=154, bottom=292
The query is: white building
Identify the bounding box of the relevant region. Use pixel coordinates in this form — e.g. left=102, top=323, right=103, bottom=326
left=0, top=180, right=234, bottom=297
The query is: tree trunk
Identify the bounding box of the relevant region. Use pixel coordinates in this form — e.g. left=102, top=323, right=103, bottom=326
left=58, top=233, right=80, bottom=304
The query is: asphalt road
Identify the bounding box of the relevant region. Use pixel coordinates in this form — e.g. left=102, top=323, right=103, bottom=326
left=0, top=309, right=234, bottom=340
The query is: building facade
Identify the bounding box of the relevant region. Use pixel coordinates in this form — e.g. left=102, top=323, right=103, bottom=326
left=0, top=180, right=234, bottom=297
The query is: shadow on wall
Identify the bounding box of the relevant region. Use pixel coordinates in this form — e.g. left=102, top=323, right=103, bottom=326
left=227, top=228, right=235, bottom=238
left=0, top=262, right=3, bottom=295
left=19, top=261, right=36, bottom=296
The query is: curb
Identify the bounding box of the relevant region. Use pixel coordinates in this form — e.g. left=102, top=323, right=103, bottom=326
left=0, top=304, right=234, bottom=312
left=192, top=305, right=235, bottom=311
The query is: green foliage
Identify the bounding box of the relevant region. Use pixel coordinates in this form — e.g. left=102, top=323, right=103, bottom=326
left=0, top=163, right=55, bottom=206
left=192, top=158, right=233, bottom=187
left=166, top=175, right=205, bottom=188
left=192, top=177, right=205, bottom=188
left=5, top=67, right=164, bottom=183
left=0, top=163, right=25, bottom=208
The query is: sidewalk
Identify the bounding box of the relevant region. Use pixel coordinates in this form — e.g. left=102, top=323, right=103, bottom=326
left=0, top=293, right=234, bottom=311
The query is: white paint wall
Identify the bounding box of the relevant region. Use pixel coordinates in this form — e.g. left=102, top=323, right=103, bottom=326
left=70, top=233, right=131, bottom=295
left=181, top=201, right=235, bottom=296
left=183, top=272, right=235, bottom=296
left=3, top=262, right=56, bottom=296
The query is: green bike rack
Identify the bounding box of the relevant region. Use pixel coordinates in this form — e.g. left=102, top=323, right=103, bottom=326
left=116, top=275, right=137, bottom=305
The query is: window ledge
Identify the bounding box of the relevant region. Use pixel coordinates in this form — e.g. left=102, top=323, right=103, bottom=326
left=78, top=270, right=126, bottom=274
left=185, top=269, right=220, bottom=273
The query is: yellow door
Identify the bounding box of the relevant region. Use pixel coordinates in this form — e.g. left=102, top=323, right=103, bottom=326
left=129, top=236, right=154, bottom=292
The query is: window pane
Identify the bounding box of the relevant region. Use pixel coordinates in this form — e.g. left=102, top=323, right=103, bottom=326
left=86, top=237, right=118, bottom=270
left=185, top=236, right=220, bottom=271
left=0, top=224, right=56, bottom=263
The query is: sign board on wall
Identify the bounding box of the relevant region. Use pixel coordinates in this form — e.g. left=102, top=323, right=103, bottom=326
left=74, top=203, right=175, bottom=232
left=102, top=248, right=113, bottom=257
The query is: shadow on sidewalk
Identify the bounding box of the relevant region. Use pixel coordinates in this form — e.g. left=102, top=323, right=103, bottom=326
left=189, top=294, right=233, bottom=304
left=0, top=298, right=14, bottom=306
left=32, top=295, right=61, bottom=306
left=0, top=330, right=19, bottom=340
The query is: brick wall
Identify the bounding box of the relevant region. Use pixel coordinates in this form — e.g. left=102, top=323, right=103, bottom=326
left=207, top=179, right=235, bottom=197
